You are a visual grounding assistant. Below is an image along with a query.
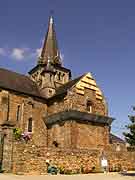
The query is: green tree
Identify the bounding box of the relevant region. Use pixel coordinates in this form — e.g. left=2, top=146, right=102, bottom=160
left=123, top=107, right=135, bottom=146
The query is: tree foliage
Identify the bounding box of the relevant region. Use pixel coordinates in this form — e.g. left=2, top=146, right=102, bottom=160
left=123, top=108, right=135, bottom=146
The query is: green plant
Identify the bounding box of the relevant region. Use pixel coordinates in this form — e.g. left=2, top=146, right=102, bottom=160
left=59, top=166, right=65, bottom=174
left=13, top=128, right=22, bottom=140
left=123, top=106, right=135, bottom=146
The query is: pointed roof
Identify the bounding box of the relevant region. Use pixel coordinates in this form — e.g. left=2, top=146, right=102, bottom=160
left=39, top=16, right=61, bottom=66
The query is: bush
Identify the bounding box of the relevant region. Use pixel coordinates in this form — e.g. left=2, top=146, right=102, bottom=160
left=47, top=165, right=58, bottom=175
left=59, top=166, right=65, bottom=174
left=13, top=128, right=22, bottom=140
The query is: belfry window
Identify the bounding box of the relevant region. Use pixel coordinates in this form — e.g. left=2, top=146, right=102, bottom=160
left=58, top=72, right=61, bottom=80
left=86, top=101, right=93, bottom=113
left=28, top=118, right=32, bottom=132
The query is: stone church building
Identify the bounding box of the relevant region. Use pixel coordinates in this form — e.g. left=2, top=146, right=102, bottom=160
left=0, top=16, right=134, bottom=174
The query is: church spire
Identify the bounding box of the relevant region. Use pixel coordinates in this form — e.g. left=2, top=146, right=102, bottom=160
left=38, top=16, right=62, bottom=66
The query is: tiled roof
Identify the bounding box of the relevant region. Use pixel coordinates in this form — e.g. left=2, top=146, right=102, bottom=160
left=0, top=68, right=43, bottom=98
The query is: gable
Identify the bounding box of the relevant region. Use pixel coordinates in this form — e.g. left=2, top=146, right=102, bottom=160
left=75, top=73, right=103, bottom=100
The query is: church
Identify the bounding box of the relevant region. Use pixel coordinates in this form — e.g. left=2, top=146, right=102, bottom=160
left=0, top=16, right=134, bottom=174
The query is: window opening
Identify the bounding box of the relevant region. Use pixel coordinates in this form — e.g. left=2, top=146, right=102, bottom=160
left=86, top=101, right=92, bottom=113
left=16, top=105, right=21, bottom=121
left=28, top=118, right=32, bottom=132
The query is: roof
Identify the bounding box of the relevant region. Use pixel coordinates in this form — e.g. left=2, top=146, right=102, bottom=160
left=54, top=74, right=84, bottom=97
left=110, top=133, right=125, bottom=144
left=39, top=16, right=61, bottom=66
left=0, top=68, right=44, bottom=98
left=45, top=110, right=114, bottom=126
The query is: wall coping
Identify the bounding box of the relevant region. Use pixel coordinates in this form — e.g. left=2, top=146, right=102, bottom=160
left=45, top=110, right=114, bottom=127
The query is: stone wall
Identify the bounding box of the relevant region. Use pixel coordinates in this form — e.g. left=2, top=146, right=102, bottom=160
left=1, top=125, right=14, bottom=172
left=47, top=121, right=72, bottom=148
left=48, top=86, right=107, bottom=116
left=46, top=120, right=110, bottom=150
left=0, top=90, right=47, bottom=147
left=0, top=90, right=49, bottom=172
left=12, top=141, right=100, bottom=174
left=76, top=122, right=109, bottom=149
left=12, top=140, right=135, bottom=174
left=105, top=147, right=135, bottom=171
left=12, top=141, right=47, bottom=174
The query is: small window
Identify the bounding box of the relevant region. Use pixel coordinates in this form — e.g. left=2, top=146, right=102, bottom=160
left=28, top=118, right=32, bottom=132
left=16, top=105, right=21, bottom=121
left=86, top=101, right=92, bottom=113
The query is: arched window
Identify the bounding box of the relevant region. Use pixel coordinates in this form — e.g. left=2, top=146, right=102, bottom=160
left=86, top=101, right=93, bottom=113
left=28, top=118, right=32, bottom=132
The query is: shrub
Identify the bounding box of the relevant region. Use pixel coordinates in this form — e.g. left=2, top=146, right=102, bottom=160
left=13, top=128, right=22, bottom=140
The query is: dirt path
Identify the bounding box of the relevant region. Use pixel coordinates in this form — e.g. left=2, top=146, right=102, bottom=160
left=0, top=173, right=135, bottom=180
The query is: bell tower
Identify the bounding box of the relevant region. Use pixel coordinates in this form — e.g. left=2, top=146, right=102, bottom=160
left=28, top=16, right=71, bottom=98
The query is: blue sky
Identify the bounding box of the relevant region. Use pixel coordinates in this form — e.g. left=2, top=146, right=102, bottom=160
left=0, top=0, right=135, bottom=138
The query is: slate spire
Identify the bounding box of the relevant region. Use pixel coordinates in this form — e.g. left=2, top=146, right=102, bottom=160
left=38, top=16, right=61, bottom=66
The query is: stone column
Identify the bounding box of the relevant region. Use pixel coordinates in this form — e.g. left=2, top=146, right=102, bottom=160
left=1, top=121, right=15, bottom=172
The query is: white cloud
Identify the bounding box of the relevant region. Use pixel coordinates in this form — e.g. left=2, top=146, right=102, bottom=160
left=36, top=48, right=42, bottom=57
left=0, top=47, right=43, bottom=61
left=0, top=48, right=5, bottom=56
left=11, top=48, right=25, bottom=60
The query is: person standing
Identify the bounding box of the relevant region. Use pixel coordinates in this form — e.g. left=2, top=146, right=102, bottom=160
left=101, top=157, right=108, bottom=173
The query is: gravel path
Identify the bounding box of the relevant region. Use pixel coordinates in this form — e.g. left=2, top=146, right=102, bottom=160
left=0, top=173, right=135, bottom=180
